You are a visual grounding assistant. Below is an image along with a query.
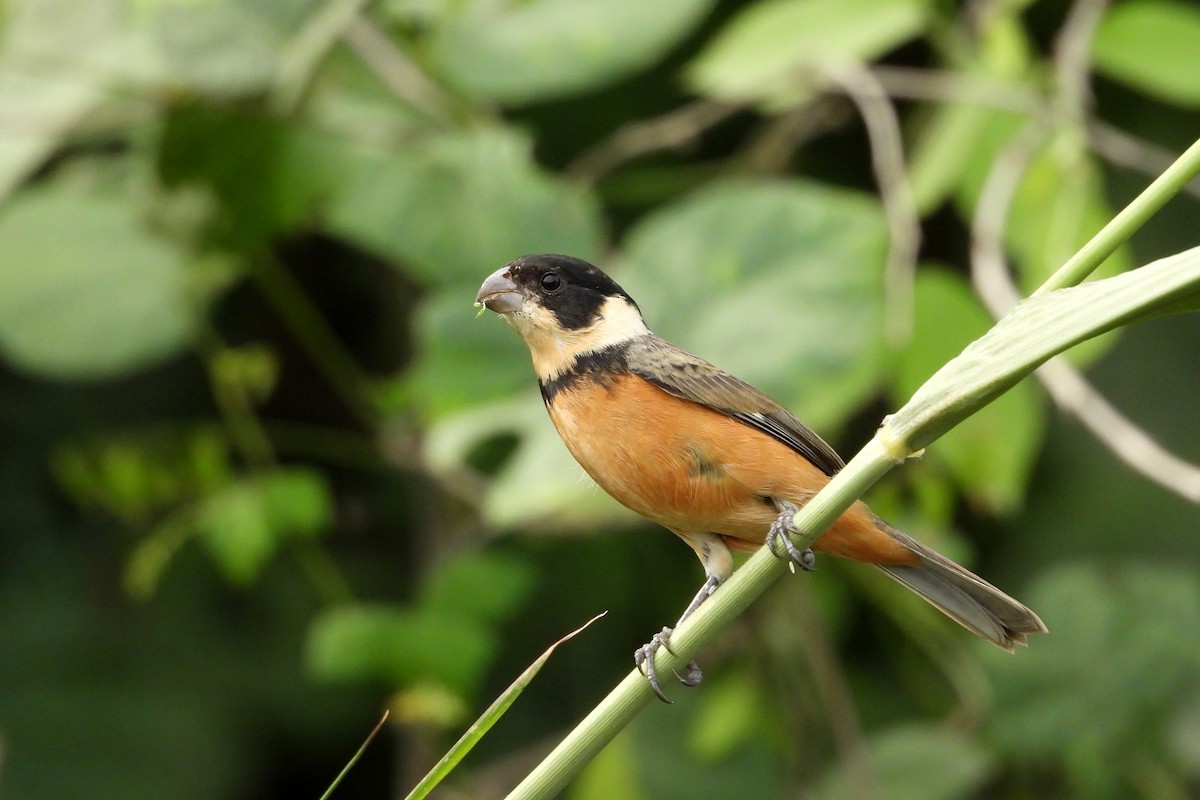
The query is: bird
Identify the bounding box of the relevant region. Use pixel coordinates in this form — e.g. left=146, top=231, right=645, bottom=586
left=475, top=253, right=1046, bottom=701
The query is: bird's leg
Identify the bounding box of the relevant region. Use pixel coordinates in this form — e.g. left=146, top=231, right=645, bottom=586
left=766, top=500, right=816, bottom=572
left=634, top=574, right=719, bottom=703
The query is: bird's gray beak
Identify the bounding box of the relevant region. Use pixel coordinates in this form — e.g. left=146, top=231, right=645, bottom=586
left=476, top=268, right=524, bottom=314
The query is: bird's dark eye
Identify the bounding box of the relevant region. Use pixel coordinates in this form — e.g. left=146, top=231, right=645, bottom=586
left=540, top=271, right=562, bottom=293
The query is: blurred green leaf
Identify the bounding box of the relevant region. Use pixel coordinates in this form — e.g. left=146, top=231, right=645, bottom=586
left=327, top=126, right=605, bottom=285
left=210, top=344, right=281, bottom=404
left=893, top=268, right=1044, bottom=513
left=911, top=102, right=1013, bottom=216
left=0, top=187, right=194, bottom=378
left=301, top=46, right=430, bottom=138
left=908, top=14, right=1034, bottom=214
left=1007, top=133, right=1133, bottom=294
left=420, top=551, right=537, bottom=625
left=985, top=563, right=1200, bottom=786
left=307, top=551, right=539, bottom=698
left=1092, top=0, right=1200, bottom=108
left=197, top=468, right=333, bottom=584
left=621, top=178, right=889, bottom=429
left=428, top=0, right=717, bottom=103
left=159, top=107, right=374, bottom=246
left=1166, top=692, right=1200, bottom=778
left=406, top=289, right=534, bottom=417
left=948, top=122, right=1127, bottom=367
left=258, top=467, right=332, bottom=536
left=151, top=1, right=284, bottom=95
left=950, top=104, right=1029, bottom=216
left=0, top=0, right=164, bottom=199
left=892, top=246, right=1200, bottom=456
left=600, top=695, right=778, bottom=799
left=165, top=110, right=605, bottom=286
left=307, top=605, right=494, bottom=695
left=377, top=130, right=605, bottom=416
left=687, top=0, right=927, bottom=104
left=942, top=117, right=1130, bottom=371
left=393, top=682, right=469, bottom=729
left=58, top=444, right=160, bottom=524
left=686, top=674, right=765, bottom=761
left=53, top=426, right=233, bottom=526
left=810, top=724, right=993, bottom=800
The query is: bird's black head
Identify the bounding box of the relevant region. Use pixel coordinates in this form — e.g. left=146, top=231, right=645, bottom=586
left=477, top=254, right=649, bottom=380
left=491, top=254, right=639, bottom=330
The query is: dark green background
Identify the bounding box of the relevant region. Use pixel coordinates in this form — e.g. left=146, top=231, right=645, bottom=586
left=1, top=0, right=1199, bottom=797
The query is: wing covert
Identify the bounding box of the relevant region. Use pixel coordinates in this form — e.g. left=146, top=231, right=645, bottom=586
left=624, top=336, right=845, bottom=476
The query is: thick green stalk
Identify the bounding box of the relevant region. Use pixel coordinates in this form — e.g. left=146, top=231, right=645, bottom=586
left=506, top=240, right=1200, bottom=799
left=505, top=138, right=1200, bottom=800
left=506, top=438, right=903, bottom=800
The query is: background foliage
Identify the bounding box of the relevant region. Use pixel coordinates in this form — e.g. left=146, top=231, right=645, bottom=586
left=1, top=0, right=1198, bottom=798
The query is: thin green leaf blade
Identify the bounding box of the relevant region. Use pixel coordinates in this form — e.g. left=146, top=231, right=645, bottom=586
left=403, top=612, right=607, bottom=800
left=320, top=710, right=390, bottom=800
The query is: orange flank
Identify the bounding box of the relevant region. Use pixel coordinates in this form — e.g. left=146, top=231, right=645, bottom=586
left=545, top=373, right=920, bottom=568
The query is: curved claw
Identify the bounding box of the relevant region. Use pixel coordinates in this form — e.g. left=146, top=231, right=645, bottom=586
left=634, top=627, right=677, bottom=703
left=767, top=501, right=816, bottom=572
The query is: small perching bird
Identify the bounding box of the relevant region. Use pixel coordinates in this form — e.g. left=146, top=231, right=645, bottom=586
left=476, top=254, right=1046, bottom=701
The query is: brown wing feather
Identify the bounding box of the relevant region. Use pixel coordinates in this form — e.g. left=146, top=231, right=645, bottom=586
left=623, top=336, right=845, bottom=477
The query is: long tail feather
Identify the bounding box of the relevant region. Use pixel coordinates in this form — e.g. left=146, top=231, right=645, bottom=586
left=874, top=520, right=1047, bottom=651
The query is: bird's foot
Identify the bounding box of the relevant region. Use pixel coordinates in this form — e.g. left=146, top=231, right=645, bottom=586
left=767, top=501, right=816, bottom=572
left=634, top=627, right=703, bottom=703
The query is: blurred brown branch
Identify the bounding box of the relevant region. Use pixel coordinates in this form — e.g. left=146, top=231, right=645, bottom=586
left=824, top=62, right=920, bottom=347
left=568, top=99, right=742, bottom=182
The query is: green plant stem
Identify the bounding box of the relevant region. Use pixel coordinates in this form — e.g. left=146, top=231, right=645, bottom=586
left=505, top=136, right=1200, bottom=800
left=506, top=240, right=1200, bottom=799
left=405, top=613, right=606, bottom=800
left=506, top=438, right=902, bottom=800
left=1037, top=136, right=1200, bottom=295
left=320, top=709, right=390, bottom=800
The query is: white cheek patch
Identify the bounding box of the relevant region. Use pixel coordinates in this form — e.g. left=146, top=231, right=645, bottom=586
left=512, top=295, right=650, bottom=381
left=587, top=296, right=650, bottom=347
